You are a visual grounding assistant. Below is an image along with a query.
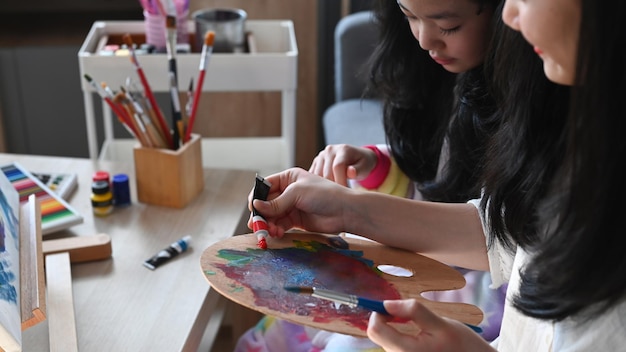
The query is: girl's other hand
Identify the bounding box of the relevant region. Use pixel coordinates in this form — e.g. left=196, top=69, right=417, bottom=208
left=309, top=144, right=378, bottom=187
left=368, top=299, right=495, bottom=352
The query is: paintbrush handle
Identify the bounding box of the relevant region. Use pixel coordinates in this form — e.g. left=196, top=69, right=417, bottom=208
left=357, top=297, right=483, bottom=333
left=104, top=97, right=138, bottom=137
left=169, top=72, right=182, bottom=149
left=137, top=67, right=173, bottom=148
left=185, top=69, right=206, bottom=142
left=169, top=58, right=178, bottom=80
left=464, top=323, right=483, bottom=334
left=357, top=297, right=389, bottom=315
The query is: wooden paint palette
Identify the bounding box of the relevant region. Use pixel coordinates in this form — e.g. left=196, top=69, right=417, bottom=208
left=200, top=232, right=483, bottom=337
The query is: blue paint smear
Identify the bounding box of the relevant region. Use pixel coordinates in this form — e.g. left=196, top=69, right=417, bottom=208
left=0, top=259, right=17, bottom=303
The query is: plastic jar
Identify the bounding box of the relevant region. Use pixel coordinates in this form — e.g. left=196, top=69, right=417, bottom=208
left=91, top=180, right=114, bottom=216
left=93, top=170, right=111, bottom=186
left=112, top=173, right=131, bottom=206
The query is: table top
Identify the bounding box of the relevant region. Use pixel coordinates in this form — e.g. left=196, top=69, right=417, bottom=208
left=0, top=153, right=255, bottom=351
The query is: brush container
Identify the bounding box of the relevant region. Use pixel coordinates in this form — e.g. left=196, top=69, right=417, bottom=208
left=134, top=133, right=204, bottom=208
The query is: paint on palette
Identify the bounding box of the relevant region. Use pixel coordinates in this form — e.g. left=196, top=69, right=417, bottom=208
left=212, top=239, right=403, bottom=331
left=1, top=163, right=83, bottom=235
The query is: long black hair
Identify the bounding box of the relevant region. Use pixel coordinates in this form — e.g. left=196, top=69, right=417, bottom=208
left=505, top=0, right=626, bottom=321
left=367, top=0, right=500, bottom=203
left=481, top=10, right=570, bottom=252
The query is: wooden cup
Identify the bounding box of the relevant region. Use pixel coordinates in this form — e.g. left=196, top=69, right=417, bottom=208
left=134, top=134, right=204, bottom=208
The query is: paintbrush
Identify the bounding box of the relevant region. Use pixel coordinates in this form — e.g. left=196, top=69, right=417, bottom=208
left=122, top=33, right=173, bottom=149
left=283, top=286, right=484, bottom=334
left=185, top=77, right=194, bottom=119
left=185, top=30, right=215, bottom=143
left=84, top=74, right=138, bottom=138
left=123, top=82, right=168, bottom=148
left=102, top=81, right=142, bottom=139
left=165, top=13, right=178, bottom=78
left=114, top=91, right=151, bottom=148
left=284, top=286, right=389, bottom=314
left=84, top=74, right=127, bottom=122
left=168, top=72, right=184, bottom=149
left=164, top=10, right=182, bottom=148
left=127, top=79, right=170, bottom=147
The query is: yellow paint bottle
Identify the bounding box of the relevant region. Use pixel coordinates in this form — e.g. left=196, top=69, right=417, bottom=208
left=91, top=180, right=113, bottom=216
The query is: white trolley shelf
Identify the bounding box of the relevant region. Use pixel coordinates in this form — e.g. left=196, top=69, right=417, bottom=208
left=78, top=20, right=298, bottom=175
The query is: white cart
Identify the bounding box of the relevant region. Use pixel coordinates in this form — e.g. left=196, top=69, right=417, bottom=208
left=78, top=20, right=298, bottom=175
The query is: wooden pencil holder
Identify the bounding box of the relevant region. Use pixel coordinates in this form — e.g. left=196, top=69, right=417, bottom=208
left=134, top=134, right=205, bottom=208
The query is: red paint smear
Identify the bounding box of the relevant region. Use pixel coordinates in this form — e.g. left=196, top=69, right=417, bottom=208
left=213, top=241, right=403, bottom=331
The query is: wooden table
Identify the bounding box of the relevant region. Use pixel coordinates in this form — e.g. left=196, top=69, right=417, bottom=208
left=0, top=153, right=255, bottom=351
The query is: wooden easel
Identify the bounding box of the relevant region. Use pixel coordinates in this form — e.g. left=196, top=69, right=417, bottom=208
left=20, top=195, right=45, bottom=330
left=17, top=183, right=116, bottom=352
left=20, top=195, right=78, bottom=351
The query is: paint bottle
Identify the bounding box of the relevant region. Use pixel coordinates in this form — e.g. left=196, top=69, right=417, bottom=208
left=93, top=170, right=111, bottom=186
left=91, top=180, right=113, bottom=216
left=112, top=173, right=131, bottom=206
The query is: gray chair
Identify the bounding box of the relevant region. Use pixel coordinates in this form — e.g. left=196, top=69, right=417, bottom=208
left=322, top=11, right=386, bottom=147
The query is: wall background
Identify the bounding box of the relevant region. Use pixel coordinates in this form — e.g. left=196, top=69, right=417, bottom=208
left=0, top=0, right=373, bottom=167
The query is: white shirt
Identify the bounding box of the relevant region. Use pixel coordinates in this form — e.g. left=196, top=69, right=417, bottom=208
left=468, top=199, right=626, bottom=351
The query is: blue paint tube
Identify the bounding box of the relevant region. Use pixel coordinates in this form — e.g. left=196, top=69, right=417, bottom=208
left=143, top=235, right=191, bottom=270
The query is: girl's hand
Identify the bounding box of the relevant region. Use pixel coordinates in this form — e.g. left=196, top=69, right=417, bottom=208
left=309, top=144, right=378, bottom=187
left=247, top=168, right=355, bottom=238
left=368, top=299, right=496, bottom=352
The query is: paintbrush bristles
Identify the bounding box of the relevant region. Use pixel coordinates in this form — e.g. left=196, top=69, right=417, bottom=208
left=199, top=31, right=215, bottom=70
left=284, top=286, right=314, bottom=294
left=205, top=31, right=215, bottom=46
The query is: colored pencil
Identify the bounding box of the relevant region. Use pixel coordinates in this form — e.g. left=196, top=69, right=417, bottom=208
left=284, top=286, right=484, bottom=333
left=122, top=33, right=173, bottom=149
left=185, top=30, right=215, bottom=143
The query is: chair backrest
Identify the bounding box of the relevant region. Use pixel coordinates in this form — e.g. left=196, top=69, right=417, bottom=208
left=334, top=11, right=378, bottom=102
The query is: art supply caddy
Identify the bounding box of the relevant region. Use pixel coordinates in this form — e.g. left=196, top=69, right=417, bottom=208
left=78, top=14, right=298, bottom=179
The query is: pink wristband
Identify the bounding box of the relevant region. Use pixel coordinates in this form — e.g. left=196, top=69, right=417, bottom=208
left=358, top=145, right=391, bottom=189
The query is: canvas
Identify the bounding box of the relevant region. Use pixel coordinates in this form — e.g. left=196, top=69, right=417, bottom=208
left=0, top=168, right=22, bottom=351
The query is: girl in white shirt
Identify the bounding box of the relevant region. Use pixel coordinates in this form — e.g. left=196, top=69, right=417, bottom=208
left=247, top=0, right=626, bottom=350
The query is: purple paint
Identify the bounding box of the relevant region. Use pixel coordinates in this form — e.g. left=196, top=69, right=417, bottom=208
left=212, top=240, right=402, bottom=330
